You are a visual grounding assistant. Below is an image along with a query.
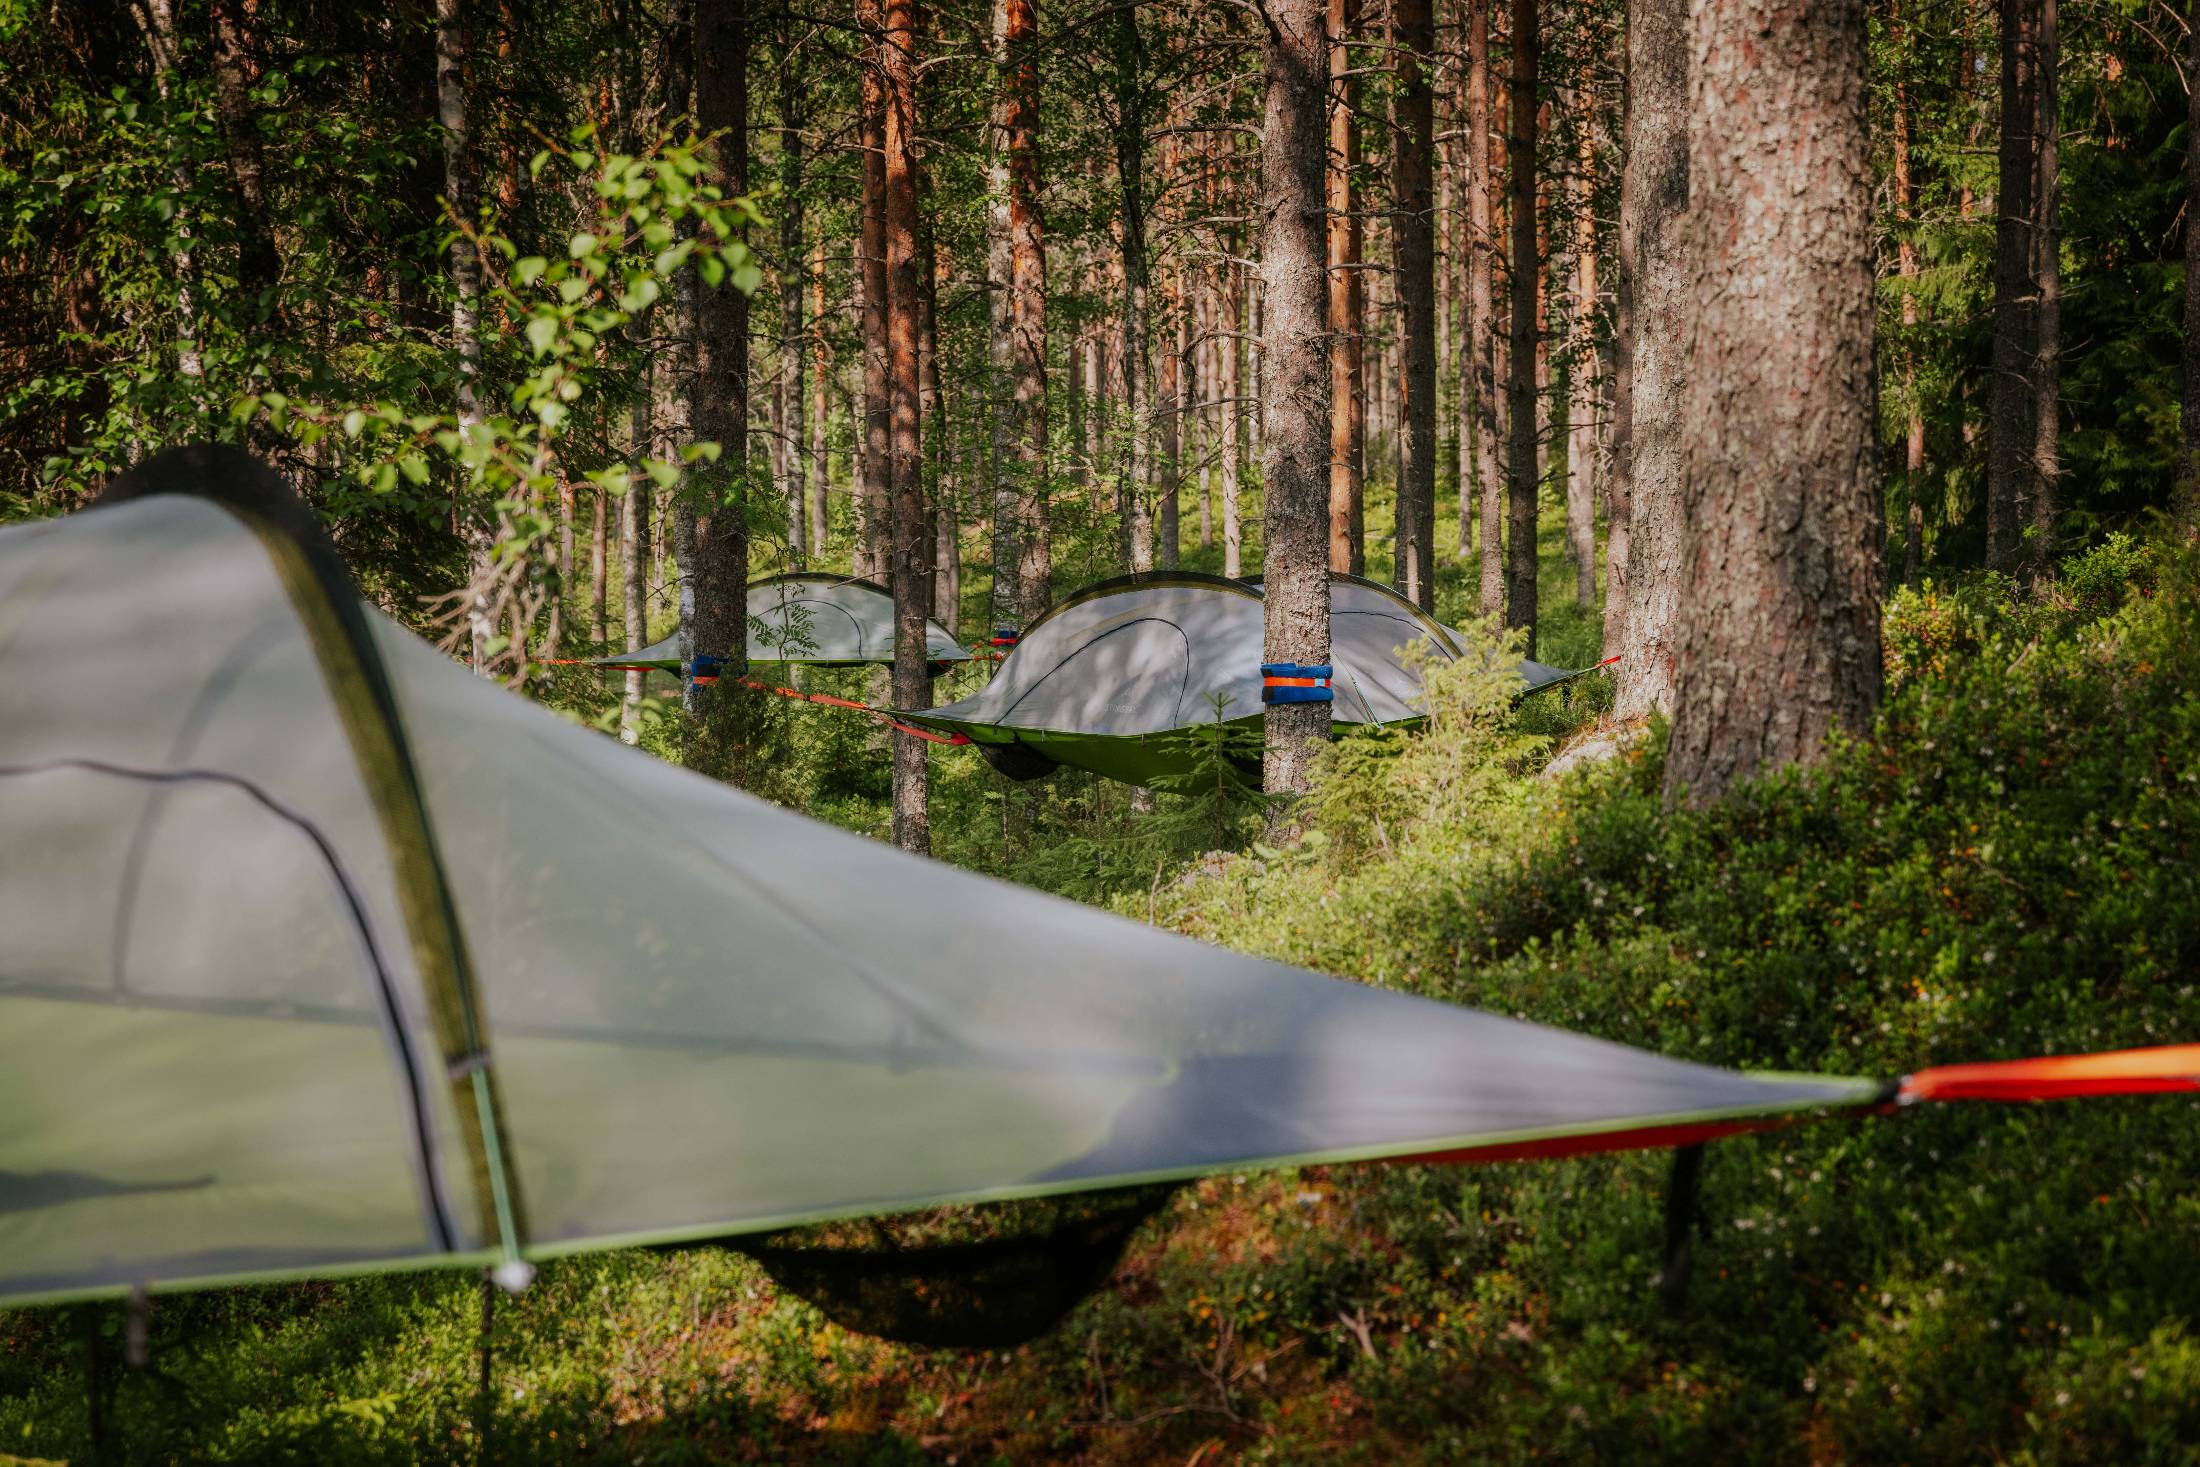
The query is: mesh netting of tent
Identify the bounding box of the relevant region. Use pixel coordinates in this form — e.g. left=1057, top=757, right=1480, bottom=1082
left=3, top=448, right=2194, bottom=1341
left=578, top=572, right=970, bottom=674
left=894, top=570, right=1595, bottom=787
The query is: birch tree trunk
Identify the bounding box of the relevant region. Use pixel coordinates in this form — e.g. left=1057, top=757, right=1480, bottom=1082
left=208, top=0, right=282, bottom=313
left=1664, top=0, right=1882, bottom=807
left=1391, top=0, right=1437, bottom=609
left=777, top=52, right=807, bottom=563
left=1259, top=0, right=1333, bottom=797
left=434, top=0, right=497, bottom=672
left=1612, top=0, right=1686, bottom=719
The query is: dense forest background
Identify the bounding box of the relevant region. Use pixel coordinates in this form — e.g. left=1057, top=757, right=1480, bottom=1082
left=4, top=0, right=2200, bottom=1462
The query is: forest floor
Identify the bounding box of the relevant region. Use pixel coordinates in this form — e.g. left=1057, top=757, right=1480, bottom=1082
left=5, top=499, right=2198, bottom=1466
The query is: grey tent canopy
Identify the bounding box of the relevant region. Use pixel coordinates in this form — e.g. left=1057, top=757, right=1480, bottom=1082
left=581, top=572, right=969, bottom=673
left=898, top=570, right=1593, bottom=787
left=3, top=448, right=2181, bottom=1314
left=0, top=449, right=1891, bottom=1307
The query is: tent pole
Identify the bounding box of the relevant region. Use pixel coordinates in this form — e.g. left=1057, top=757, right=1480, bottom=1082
left=1658, top=1143, right=1706, bottom=1314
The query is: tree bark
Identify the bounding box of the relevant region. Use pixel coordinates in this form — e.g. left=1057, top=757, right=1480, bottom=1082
left=1502, top=0, right=1539, bottom=655
left=1222, top=262, right=1245, bottom=577
left=1664, top=0, right=1881, bottom=807
left=1564, top=88, right=1598, bottom=607
left=809, top=238, right=829, bottom=553
left=208, top=0, right=282, bottom=313
left=1390, top=0, right=1436, bottom=609
left=1612, top=0, right=1686, bottom=720
left=1327, top=0, right=1366, bottom=577
left=1259, top=0, right=1333, bottom=796
left=858, top=0, right=892, bottom=582
left=590, top=484, right=609, bottom=646
left=1893, top=14, right=1926, bottom=588
left=883, top=0, right=929, bottom=852
left=621, top=408, right=653, bottom=745
left=1158, top=262, right=1184, bottom=568
left=435, top=0, right=495, bottom=672
left=1466, top=0, right=1502, bottom=615
left=777, top=49, right=807, bottom=563
left=1988, top=0, right=2043, bottom=578
left=687, top=0, right=749, bottom=717
left=2027, top=0, right=2058, bottom=584
left=2183, top=0, right=2200, bottom=537
left=984, top=0, right=1050, bottom=621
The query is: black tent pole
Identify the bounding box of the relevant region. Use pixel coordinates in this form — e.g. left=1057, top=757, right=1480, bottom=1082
left=1658, top=1143, right=1706, bottom=1315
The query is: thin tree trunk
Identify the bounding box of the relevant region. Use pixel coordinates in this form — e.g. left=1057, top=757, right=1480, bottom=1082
left=1222, top=264, right=1245, bottom=577
left=1987, top=0, right=2040, bottom=577
left=1158, top=263, right=1184, bottom=568
left=1894, top=17, right=1926, bottom=588
left=1259, top=0, right=1333, bottom=796
left=590, top=484, right=609, bottom=645
left=1112, top=8, right=1153, bottom=574
left=859, top=3, right=893, bottom=582
left=208, top=0, right=282, bottom=314
left=778, top=51, right=807, bottom=563
left=1502, top=0, right=1539, bottom=655
left=1612, top=0, right=1686, bottom=720
left=2027, top=0, right=2058, bottom=585
left=1467, top=0, right=1502, bottom=615
left=688, top=0, right=749, bottom=715
left=2183, top=0, right=2200, bottom=536
left=436, top=0, right=494, bottom=672
left=1565, top=90, right=1598, bottom=607
left=986, top=0, right=1019, bottom=619
left=621, top=408, right=653, bottom=745
left=1664, top=0, right=1881, bottom=806
left=1392, top=0, right=1436, bottom=609
left=883, top=0, right=929, bottom=852
left=809, top=238, right=829, bottom=552
left=1327, top=0, right=1366, bottom=577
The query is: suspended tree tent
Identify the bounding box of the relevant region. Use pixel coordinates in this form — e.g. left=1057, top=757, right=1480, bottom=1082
left=1243, top=571, right=1594, bottom=696
left=580, top=572, right=970, bottom=674
left=3, top=450, right=2193, bottom=1337
left=897, top=570, right=1591, bottom=787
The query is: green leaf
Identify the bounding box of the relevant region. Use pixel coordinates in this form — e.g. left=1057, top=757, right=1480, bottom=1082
left=529, top=150, right=552, bottom=179
left=567, top=231, right=599, bottom=259
left=396, top=453, right=429, bottom=485
left=342, top=409, right=366, bottom=438
left=514, top=255, right=549, bottom=287
left=730, top=261, right=763, bottom=296
left=643, top=457, right=679, bottom=488
left=696, top=254, right=725, bottom=288
left=525, top=314, right=559, bottom=356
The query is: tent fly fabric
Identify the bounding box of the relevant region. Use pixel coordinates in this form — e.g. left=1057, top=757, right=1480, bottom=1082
left=1, top=449, right=2193, bottom=1319
left=898, top=571, right=1586, bottom=787
left=584, top=572, right=970, bottom=673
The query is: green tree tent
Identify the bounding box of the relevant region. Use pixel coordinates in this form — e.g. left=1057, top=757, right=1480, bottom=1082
left=581, top=572, right=970, bottom=674
left=895, top=570, right=1589, bottom=786
left=1, top=449, right=2190, bottom=1314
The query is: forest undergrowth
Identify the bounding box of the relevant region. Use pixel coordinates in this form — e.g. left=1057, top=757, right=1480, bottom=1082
left=4, top=523, right=2197, bottom=1466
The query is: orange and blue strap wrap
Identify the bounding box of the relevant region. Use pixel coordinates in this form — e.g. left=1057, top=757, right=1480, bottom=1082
left=1261, top=662, right=1333, bottom=705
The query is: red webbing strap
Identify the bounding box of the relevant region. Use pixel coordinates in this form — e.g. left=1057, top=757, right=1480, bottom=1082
left=1381, top=1117, right=1790, bottom=1169
left=1896, top=1044, right=2200, bottom=1105
left=739, top=678, right=971, bottom=746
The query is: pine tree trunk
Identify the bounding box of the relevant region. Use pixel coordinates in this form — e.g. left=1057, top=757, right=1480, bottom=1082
left=808, top=239, right=829, bottom=553
left=1565, top=90, right=1598, bottom=608
left=1327, top=0, right=1365, bottom=578
left=883, top=0, right=930, bottom=853
left=688, top=0, right=749, bottom=717
left=1664, top=0, right=1881, bottom=807
left=1893, top=16, right=1926, bottom=588
left=2027, top=0, right=2058, bottom=585
left=1392, top=0, right=1436, bottom=609
left=1987, top=0, right=2040, bottom=577
left=1222, top=265, right=1245, bottom=577
left=1158, top=264, right=1183, bottom=568
left=1502, top=0, right=1539, bottom=656
left=2183, top=0, right=2200, bottom=537
left=620, top=407, right=653, bottom=745
left=434, top=0, right=495, bottom=671
left=1113, top=7, right=1153, bottom=574
left=778, top=55, right=807, bottom=563
left=1612, top=0, right=1686, bottom=720
left=1467, top=0, right=1502, bottom=615
left=858, top=1, right=893, bottom=582
left=590, top=484, right=609, bottom=645
left=1259, top=0, right=1333, bottom=797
